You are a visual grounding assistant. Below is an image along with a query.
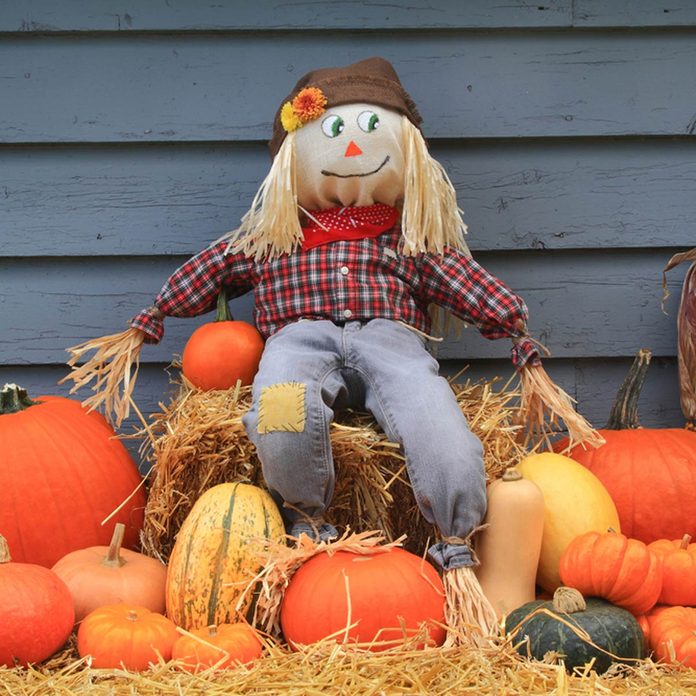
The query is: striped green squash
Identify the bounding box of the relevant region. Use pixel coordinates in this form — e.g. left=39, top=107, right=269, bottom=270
left=507, top=587, right=644, bottom=674
left=165, top=482, right=284, bottom=630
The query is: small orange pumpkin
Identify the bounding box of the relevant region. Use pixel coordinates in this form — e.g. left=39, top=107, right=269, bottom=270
left=0, top=535, right=74, bottom=667
left=182, top=290, right=264, bottom=391
left=172, top=623, right=262, bottom=672
left=636, top=604, right=672, bottom=645
left=559, top=529, right=661, bottom=615
left=648, top=606, right=696, bottom=668
left=77, top=604, right=178, bottom=670
left=648, top=535, right=696, bottom=606
left=52, top=523, right=167, bottom=623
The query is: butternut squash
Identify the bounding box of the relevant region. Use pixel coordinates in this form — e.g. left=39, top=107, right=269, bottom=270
left=474, top=468, right=545, bottom=618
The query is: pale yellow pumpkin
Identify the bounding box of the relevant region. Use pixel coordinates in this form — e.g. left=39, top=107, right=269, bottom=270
left=165, top=482, right=285, bottom=630
left=517, top=452, right=620, bottom=593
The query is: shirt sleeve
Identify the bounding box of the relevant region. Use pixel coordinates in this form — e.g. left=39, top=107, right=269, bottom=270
left=419, top=248, right=541, bottom=368
left=129, top=241, right=256, bottom=344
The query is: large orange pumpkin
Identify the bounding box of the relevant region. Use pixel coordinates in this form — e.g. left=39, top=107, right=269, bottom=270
left=560, top=350, right=696, bottom=545
left=559, top=530, right=661, bottom=615
left=280, top=548, right=446, bottom=651
left=0, top=384, right=146, bottom=567
left=0, top=535, right=75, bottom=667
left=182, top=291, right=264, bottom=391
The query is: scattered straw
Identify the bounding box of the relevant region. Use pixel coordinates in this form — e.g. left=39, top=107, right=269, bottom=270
left=138, top=374, right=527, bottom=562
left=5, top=631, right=696, bottom=696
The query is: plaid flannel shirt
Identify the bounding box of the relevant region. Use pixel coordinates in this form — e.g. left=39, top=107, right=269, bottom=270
left=131, top=224, right=540, bottom=369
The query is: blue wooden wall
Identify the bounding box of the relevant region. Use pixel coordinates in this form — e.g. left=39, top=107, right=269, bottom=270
left=2, top=1, right=695, bottom=463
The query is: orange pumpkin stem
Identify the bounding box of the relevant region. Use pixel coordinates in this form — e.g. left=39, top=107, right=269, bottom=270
left=207, top=625, right=218, bottom=638
left=102, top=523, right=127, bottom=568
left=127, top=610, right=139, bottom=621
left=605, top=348, right=652, bottom=430
left=0, top=534, right=11, bottom=563
left=681, top=534, right=692, bottom=550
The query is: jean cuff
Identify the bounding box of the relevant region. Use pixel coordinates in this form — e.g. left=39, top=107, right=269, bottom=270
left=427, top=541, right=475, bottom=571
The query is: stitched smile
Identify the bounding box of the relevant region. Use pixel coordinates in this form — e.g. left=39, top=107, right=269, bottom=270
left=321, top=155, right=390, bottom=179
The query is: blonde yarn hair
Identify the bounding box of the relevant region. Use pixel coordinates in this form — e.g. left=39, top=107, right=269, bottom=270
left=400, top=117, right=470, bottom=257
left=220, top=117, right=470, bottom=261
left=219, top=132, right=302, bottom=261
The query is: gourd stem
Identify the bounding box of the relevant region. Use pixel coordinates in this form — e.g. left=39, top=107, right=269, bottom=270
left=0, top=535, right=11, bottom=563
left=681, top=534, right=692, bottom=550
left=208, top=625, right=218, bottom=638
left=552, top=586, right=587, bottom=614
left=215, top=288, right=234, bottom=322
left=102, top=523, right=127, bottom=568
left=0, top=384, right=41, bottom=415
left=605, top=349, right=652, bottom=430
left=502, top=468, right=523, bottom=482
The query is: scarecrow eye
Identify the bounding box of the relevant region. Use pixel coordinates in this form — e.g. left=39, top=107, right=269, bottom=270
left=357, top=111, right=380, bottom=133
left=321, top=115, right=345, bottom=138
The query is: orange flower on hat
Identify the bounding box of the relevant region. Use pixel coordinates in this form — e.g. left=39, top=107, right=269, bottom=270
left=292, top=87, right=327, bottom=122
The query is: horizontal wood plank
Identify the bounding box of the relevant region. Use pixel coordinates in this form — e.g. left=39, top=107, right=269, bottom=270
left=2, top=139, right=695, bottom=256
left=0, top=250, right=685, bottom=364
left=7, top=1, right=696, bottom=32
left=574, top=1, right=696, bottom=27
left=0, top=0, right=572, bottom=32
left=2, top=32, right=696, bottom=143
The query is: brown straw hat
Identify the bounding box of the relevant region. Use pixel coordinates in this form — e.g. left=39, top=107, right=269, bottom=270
left=269, top=56, right=422, bottom=158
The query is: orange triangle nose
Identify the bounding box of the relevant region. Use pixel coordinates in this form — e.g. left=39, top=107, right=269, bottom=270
left=344, top=140, right=363, bottom=157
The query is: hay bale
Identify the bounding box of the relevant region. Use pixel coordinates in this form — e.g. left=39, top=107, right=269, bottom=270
left=139, top=374, right=527, bottom=562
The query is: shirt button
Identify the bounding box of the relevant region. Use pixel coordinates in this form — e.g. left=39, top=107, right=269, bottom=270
left=343, top=309, right=353, bottom=319
left=340, top=266, right=350, bottom=275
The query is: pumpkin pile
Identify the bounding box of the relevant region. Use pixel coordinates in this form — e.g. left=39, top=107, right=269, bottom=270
left=504, top=349, right=696, bottom=674
left=5, top=317, right=696, bottom=682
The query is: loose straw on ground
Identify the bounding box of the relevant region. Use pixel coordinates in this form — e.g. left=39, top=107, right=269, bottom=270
left=5, top=631, right=696, bottom=696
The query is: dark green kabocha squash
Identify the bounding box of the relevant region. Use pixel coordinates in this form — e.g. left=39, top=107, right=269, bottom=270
left=507, top=587, right=644, bottom=674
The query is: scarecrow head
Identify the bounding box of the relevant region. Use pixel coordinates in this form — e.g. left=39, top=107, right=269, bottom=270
left=228, top=57, right=469, bottom=260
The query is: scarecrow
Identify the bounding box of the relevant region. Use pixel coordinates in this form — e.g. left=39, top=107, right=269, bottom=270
left=64, top=57, right=601, bottom=639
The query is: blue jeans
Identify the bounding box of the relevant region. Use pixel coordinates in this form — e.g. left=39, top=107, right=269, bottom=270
left=242, top=319, right=486, bottom=569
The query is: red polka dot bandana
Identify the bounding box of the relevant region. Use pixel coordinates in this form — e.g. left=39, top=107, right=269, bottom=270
left=301, top=203, right=399, bottom=250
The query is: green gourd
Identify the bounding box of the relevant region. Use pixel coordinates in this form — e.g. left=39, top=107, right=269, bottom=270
left=507, top=587, right=644, bottom=674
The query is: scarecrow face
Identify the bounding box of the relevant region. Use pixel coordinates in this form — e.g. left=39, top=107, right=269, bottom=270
left=294, top=102, right=405, bottom=210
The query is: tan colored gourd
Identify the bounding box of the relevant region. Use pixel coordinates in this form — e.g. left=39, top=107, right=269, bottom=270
left=474, top=468, right=545, bottom=618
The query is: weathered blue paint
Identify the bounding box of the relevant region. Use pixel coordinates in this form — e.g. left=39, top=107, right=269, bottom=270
left=2, top=139, right=695, bottom=256
left=1, top=1, right=693, bottom=443
left=2, top=32, right=696, bottom=143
